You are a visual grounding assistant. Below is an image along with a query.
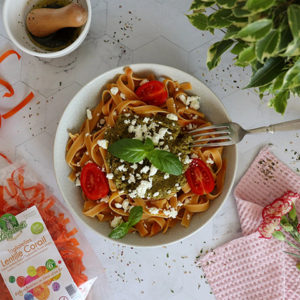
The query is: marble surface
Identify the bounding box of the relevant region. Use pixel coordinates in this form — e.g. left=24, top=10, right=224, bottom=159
left=0, top=0, right=300, bottom=299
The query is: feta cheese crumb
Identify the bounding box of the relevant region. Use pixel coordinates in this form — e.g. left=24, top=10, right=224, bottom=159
left=191, top=153, right=198, bottom=159
left=166, top=113, right=178, bottom=121
left=75, top=177, right=81, bottom=186
left=206, top=157, right=214, bottom=164
left=153, top=192, right=159, bottom=197
left=106, top=173, right=114, bottom=179
left=118, top=164, right=128, bottom=172
left=85, top=133, right=90, bottom=137
left=122, top=176, right=125, bottom=181
left=128, top=174, right=136, bottom=184
left=110, top=216, right=122, bottom=228
left=110, top=87, right=119, bottom=95
left=184, top=156, right=192, bottom=164
left=167, top=190, right=172, bottom=194
left=163, top=208, right=178, bottom=218
left=100, top=118, right=105, bottom=125
left=131, top=163, right=138, bottom=170
left=86, top=109, right=92, bottom=120
left=122, top=199, right=130, bottom=212
left=120, top=93, right=126, bottom=99
left=141, top=166, right=150, bottom=174
left=164, top=173, right=170, bottom=179
left=143, top=117, right=150, bottom=123
left=149, top=165, right=158, bottom=177
left=140, top=79, right=149, bottom=85
left=115, top=203, right=122, bottom=208
left=187, top=96, right=201, bottom=110
left=124, top=119, right=131, bottom=124
left=178, top=94, right=186, bottom=103
left=100, top=196, right=109, bottom=203
left=148, top=207, right=160, bottom=215
left=136, top=180, right=152, bottom=198
left=97, top=139, right=108, bottom=149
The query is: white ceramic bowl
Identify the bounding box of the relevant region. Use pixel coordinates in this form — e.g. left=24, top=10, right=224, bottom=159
left=54, top=64, right=237, bottom=247
left=3, top=0, right=91, bottom=58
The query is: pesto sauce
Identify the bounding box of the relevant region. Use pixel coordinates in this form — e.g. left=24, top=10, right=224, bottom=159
left=27, top=0, right=81, bottom=51
left=105, top=114, right=193, bottom=200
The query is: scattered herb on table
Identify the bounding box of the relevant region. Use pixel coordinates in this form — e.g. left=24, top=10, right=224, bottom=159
left=108, top=138, right=183, bottom=175
left=187, top=0, right=300, bottom=114
left=109, top=206, right=143, bottom=239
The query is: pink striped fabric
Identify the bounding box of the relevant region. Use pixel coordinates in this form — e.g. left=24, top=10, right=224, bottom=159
left=198, top=147, right=300, bottom=300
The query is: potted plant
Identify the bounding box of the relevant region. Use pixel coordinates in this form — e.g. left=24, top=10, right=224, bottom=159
left=187, top=0, right=300, bottom=114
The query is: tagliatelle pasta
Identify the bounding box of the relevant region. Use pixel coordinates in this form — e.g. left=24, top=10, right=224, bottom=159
left=66, top=67, right=226, bottom=237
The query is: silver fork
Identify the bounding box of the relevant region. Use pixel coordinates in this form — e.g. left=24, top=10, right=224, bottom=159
left=190, top=119, right=300, bottom=147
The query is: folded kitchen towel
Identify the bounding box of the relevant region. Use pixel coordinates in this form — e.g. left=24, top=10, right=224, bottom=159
left=198, top=147, right=300, bottom=300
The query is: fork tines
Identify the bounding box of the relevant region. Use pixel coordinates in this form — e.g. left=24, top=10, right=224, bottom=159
left=189, top=124, right=232, bottom=147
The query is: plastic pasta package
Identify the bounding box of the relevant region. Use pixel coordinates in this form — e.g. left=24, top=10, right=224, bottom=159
left=0, top=153, right=109, bottom=300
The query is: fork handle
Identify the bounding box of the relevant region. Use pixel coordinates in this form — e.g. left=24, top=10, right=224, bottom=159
left=248, top=119, right=300, bottom=134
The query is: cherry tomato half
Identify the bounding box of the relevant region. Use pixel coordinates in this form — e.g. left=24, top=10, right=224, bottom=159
left=135, top=80, right=168, bottom=106
left=185, top=158, right=215, bottom=195
left=80, top=163, right=109, bottom=200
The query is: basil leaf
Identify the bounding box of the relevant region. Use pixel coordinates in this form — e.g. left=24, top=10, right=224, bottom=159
left=109, top=223, right=129, bottom=239
left=144, top=138, right=154, bottom=152
left=108, top=138, right=146, bottom=163
left=245, top=57, right=285, bottom=88
left=147, top=150, right=183, bottom=176
left=109, top=206, right=143, bottom=239
left=128, top=206, right=143, bottom=227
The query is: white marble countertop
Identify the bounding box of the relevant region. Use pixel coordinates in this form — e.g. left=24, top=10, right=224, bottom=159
left=0, top=0, right=300, bottom=299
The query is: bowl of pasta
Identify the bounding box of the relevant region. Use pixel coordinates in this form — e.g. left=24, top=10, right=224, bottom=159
left=54, top=64, right=237, bottom=247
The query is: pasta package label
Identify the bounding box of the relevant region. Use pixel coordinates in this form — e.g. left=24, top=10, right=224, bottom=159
left=0, top=206, right=84, bottom=300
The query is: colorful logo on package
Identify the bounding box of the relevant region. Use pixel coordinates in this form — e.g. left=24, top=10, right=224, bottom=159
left=0, top=213, right=27, bottom=242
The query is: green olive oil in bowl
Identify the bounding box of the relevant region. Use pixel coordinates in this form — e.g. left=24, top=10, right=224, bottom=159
left=27, top=0, right=82, bottom=51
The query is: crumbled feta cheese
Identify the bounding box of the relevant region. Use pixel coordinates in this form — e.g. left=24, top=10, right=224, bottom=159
left=191, top=153, right=198, bottom=159
left=175, top=88, right=179, bottom=91
left=177, top=202, right=183, bottom=207
left=184, top=156, right=192, bottom=164
left=136, top=180, right=152, bottom=198
left=85, top=133, right=90, bottom=137
left=163, top=145, right=169, bottom=151
left=178, top=94, right=186, bottom=102
left=110, top=87, right=119, bottom=95
left=131, top=163, right=138, bottom=170
left=164, top=173, right=170, bottom=179
left=163, top=208, right=178, bottom=218
left=139, top=160, right=144, bottom=165
left=110, top=216, right=122, bottom=228
left=153, top=192, right=159, bottom=197
left=141, top=166, right=150, bottom=174
left=125, top=113, right=130, bottom=117
left=166, top=113, right=178, bottom=121
left=120, top=93, right=126, bottom=99
left=148, top=207, right=160, bottom=215
left=175, top=183, right=179, bottom=187
left=206, top=157, right=214, bottom=164
left=187, top=96, right=201, bottom=110
left=115, top=203, right=122, bottom=209
left=143, top=117, right=150, bottom=123
left=140, top=79, right=149, bottom=85
left=167, top=190, right=172, bottom=194
left=117, top=165, right=128, bottom=172
left=100, top=118, right=105, bottom=125
left=136, top=174, right=142, bottom=179
left=86, top=109, right=92, bottom=120
left=85, top=152, right=89, bottom=155
left=149, top=165, right=158, bottom=177
left=97, top=139, right=108, bottom=149
left=122, top=199, right=130, bottom=212
left=152, top=127, right=169, bottom=144
left=124, top=119, right=131, bottom=124
left=187, top=214, right=191, bottom=220
left=75, top=178, right=81, bottom=186
left=106, top=173, right=114, bottom=179
left=128, top=174, right=136, bottom=184
left=122, top=176, right=125, bottom=181
left=100, top=196, right=109, bottom=203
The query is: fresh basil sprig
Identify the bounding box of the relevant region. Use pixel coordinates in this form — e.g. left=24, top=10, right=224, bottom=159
left=108, top=138, right=183, bottom=175
left=109, top=206, right=143, bottom=239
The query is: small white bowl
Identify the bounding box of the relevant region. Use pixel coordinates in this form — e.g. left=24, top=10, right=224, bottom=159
left=54, top=64, right=237, bottom=247
left=2, top=0, right=91, bottom=58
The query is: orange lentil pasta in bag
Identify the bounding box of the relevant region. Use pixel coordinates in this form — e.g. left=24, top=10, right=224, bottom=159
left=66, top=67, right=226, bottom=237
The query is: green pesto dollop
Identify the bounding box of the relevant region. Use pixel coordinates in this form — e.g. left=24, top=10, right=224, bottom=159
left=105, top=113, right=192, bottom=200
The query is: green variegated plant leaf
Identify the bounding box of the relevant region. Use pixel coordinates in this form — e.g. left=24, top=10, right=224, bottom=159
left=256, top=29, right=280, bottom=62
left=235, top=45, right=255, bottom=67
left=269, top=90, right=289, bottom=114
left=287, top=5, right=300, bottom=40
left=237, top=19, right=272, bottom=42
left=230, top=41, right=248, bottom=55
left=187, top=13, right=208, bottom=30
left=246, top=0, right=276, bottom=13
left=190, top=0, right=215, bottom=10
left=246, top=57, right=285, bottom=88
left=282, top=59, right=300, bottom=89
left=207, top=39, right=234, bottom=70
left=188, top=0, right=300, bottom=113
left=216, top=0, right=237, bottom=9
left=208, top=9, right=232, bottom=28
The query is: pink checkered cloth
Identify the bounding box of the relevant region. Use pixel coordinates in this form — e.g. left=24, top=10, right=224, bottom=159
left=198, top=147, right=300, bottom=300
